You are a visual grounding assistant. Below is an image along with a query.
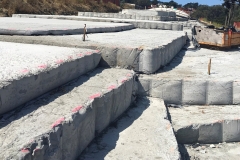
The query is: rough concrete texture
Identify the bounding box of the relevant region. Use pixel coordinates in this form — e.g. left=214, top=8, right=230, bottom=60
left=168, top=105, right=240, bottom=144
left=0, top=17, right=134, bottom=35
left=122, top=9, right=176, bottom=17
left=179, top=142, right=240, bottom=160
left=149, top=8, right=189, bottom=18
left=12, top=14, right=184, bottom=31
left=0, top=41, right=101, bottom=115
left=77, top=11, right=187, bottom=21
left=0, top=29, right=186, bottom=74
left=79, top=97, right=180, bottom=160
left=138, top=48, right=240, bottom=105
left=0, top=68, right=135, bottom=160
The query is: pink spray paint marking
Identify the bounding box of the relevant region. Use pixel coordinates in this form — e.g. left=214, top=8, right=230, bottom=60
left=21, top=69, right=29, bottom=74
left=21, top=148, right=29, bottom=153
left=89, top=93, right=101, bottom=100
left=72, top=106, right=83, bottom=113
left=108, top=85, right=117, bottom=91
left=51, top=117, right=65, bottom=128
left=55, top=59, right=64, bottom=64
left=95, top=50, right=100, bottom=54
left=126, top=73, right=132, bottom=77
left=120, top=77, right=128, bottom=84
left=38, top=64, right=47, bottom=69
left=77, top=53, right=83, bottom=57
left=85, top=52, right=92, bottom=55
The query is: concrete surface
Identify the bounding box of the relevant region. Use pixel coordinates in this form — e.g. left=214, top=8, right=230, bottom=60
left=168, top=105, right=240, bottom=144
left=0, top=41, right=101, bottom=114
left=12, top=14, right=184, bottom=31
left=179, top=142, right=240, bottom=160
left=0, top=29, right=186, bottom=74
left=138, top=47, right=240, bottom=105
left=0, top=17, right=134, bottom=35
left=79, top=97, right=180, bottom=160
left=0, top=68, right=135, bottom=160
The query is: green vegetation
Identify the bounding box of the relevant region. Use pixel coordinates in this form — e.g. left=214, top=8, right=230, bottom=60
left=0, top=0, right=120, bottom=16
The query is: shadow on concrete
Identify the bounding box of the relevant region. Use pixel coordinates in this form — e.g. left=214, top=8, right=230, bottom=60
left=78, top=97, right=150, bottom=160
left=178, top=144, right=190, bottom=160
left=0, top=68, right=106, bottom=129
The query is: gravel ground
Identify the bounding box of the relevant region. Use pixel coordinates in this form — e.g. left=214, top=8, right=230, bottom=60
left=179, top=142, right=240, bottom=160
left=140, top=47, right=240, bottom=81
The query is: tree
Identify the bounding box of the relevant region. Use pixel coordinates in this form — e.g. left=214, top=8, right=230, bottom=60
left=222, top=0, right=240, bottom=26
left=151, top=0, right=158, bottom=5
left=183, top=2, right=198, bottom=9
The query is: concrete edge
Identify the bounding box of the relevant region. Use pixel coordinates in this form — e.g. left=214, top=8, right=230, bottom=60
left=0, top=51, right=101, bottom=115
left=11, top=71, right=136, bottom=160
left=137, top=79, right=240, bottom=105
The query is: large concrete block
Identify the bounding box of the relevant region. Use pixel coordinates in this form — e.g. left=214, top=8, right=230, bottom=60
left=207, top=81, right=233, bottom=105
left=151, top=80, right=182, bottom=104
left=137, top=78, right=151, bottom=96
left=198, top=123, right=222, bottom=143
left=175, top=125, right=199, bottom=144
left=223, top=120, right=240, bottom=142
left=182, top=80, right=207, bottom=105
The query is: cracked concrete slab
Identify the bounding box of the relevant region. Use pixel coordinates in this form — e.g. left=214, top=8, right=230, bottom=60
left=0, top=29, right=186, bottom=74
left=138, top=48, right=240, bottom=105
left=0, top=41, right=101, bottom=114
left=79, top=97, right=180, bottom=160
left=0, top=17, right=134, bottom=35
left=168, top=105, right=240, bottom=144
left=0, top=68, right=135, bottom=160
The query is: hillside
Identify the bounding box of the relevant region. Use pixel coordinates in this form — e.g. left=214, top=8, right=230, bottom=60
left=0, top=0, right=120, bottom=17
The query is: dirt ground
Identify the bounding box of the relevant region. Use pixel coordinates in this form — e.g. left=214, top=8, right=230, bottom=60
left=179, top=142, right=240, bottom=160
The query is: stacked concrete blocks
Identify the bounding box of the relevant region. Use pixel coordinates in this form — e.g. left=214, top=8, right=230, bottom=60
left=0, top=68, right=135, bottom=160
left=0, top=42, right=101, bottom=115
left=137, top=79, right=240, bottom=105
left=98, top=35, right=186, bottom=74
left=12, top=14, right=184, bottom=31
left=169, top=105, right=240, bottom=144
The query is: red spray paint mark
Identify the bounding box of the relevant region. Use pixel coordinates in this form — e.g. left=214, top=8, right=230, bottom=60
left=120, top=77, right=128, bottom=83
left=108, top=85, right=117, bottom=91
left=38, top=64, right=47, bottom=69
left=55, top=59, right=64, bottom=64
left=72, top=106, right=83, bottom=113
left=21, top=69, right=29, bottom=73
left=21, top=148, right=29, bottom=153
left=89, top=93, right=101, bottom=100
left=95, top=50, right=100, bottom=53
left=51, top=117, right=65, bottom=128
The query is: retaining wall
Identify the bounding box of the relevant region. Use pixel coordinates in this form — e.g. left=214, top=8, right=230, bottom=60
left=12, top=14, right=184, bottom=31
left=99, top=35, right=186, bottom=74
left=137, top=79, right=240, bottom=105
left=0, top=68, right=136, bottom=160
left=78, top=11, right=188, bottom=21
left=0, top=44, right=101, bottom=115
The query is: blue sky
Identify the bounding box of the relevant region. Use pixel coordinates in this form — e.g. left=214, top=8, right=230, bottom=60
left=160, top=0, right=223, bottom=6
